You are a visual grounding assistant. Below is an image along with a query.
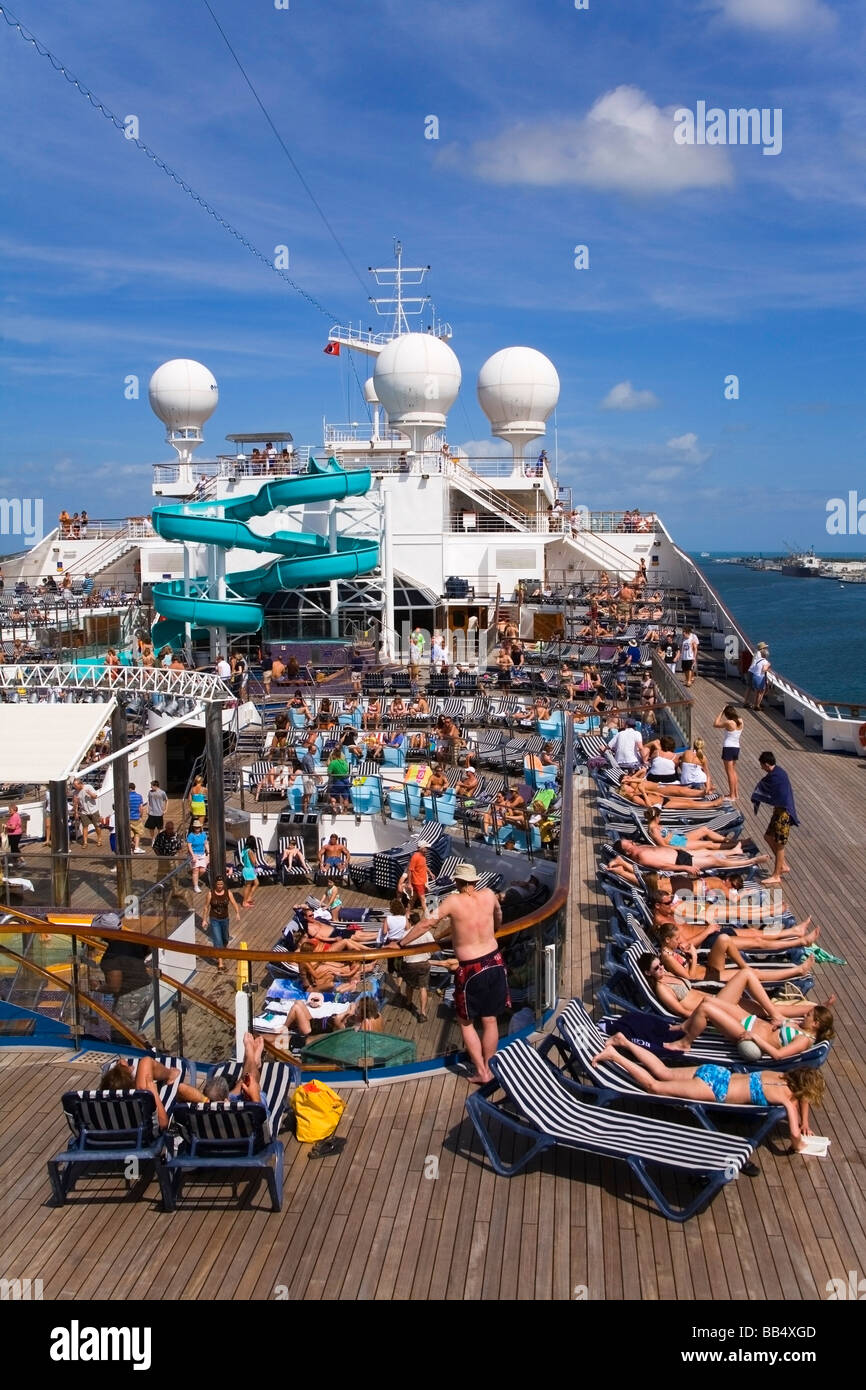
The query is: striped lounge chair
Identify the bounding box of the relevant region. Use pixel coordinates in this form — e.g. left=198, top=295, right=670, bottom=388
left=48, top=1054, right=187, bottom=1204
left=158, top=1060, right=296, bottom=1212
left=465, top=1038, right=756, bottom=1223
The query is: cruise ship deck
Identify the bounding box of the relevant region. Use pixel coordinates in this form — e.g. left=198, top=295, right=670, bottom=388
left=2, top=668, right=864, bottom=1302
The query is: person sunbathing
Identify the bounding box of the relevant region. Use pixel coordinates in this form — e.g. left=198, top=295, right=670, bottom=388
left=613, top=836, right=766, bottom=875
left=408, top=693, right=429, bottom=716
left=638, top=953, right=835, bottom=1057
left=100, top=1055, right=207, bottom=1130
left=298, top=918, right=363, bottom=991
left=617, top=772, right=727, bottom=810
left=591, top=1034, right=824, bottom=1150
left=648, top=882, right=819, bottom=948
left=280, top=842, right=311, bottom=876
left=456, top=766, right=479, bottom=798
left=655, top=921, right=812, bottom=987
left=426, top=765, right=449, bottom=797
left=363, top=696, right=382, bottom=728
left=643, top=806, right=734, bottom=851
left=255, top=766, right=290, bottom=801
left=200, top=1033, right=265, bottom=1104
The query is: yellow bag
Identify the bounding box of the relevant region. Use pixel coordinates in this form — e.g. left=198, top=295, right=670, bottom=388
left=292, top=1080, right=345, bottom=1142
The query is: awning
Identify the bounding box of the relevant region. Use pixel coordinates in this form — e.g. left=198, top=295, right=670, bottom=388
left=0, top=700, right=116, bottom=783
left=225, top=432, right=293, bottom=444
left=394, top=572, right=440, bottom=606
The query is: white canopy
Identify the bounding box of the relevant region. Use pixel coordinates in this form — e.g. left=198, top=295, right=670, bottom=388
left=0, top=700, right=116, bottom=783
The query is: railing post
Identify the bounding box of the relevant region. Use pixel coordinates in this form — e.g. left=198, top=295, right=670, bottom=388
left=110, top=702, right=133, bottom=909
left=49, top=778, right=71, bottom=908
left=70, top=935, right=83, bottom=1046
left=151, top=958, right=163, bottom=1049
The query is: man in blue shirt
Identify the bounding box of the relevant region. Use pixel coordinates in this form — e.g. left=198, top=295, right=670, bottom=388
left=625, top=640, right=643, bottom=668
left=128, top=783, right=145, bottom=854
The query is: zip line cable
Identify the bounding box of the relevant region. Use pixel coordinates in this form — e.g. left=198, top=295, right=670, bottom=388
left=200, top=0, right=370, bottom=300
left=0, top=3, right=339, bottom=321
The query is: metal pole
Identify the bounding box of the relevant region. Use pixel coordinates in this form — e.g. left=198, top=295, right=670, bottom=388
left=151, top=959, right=163, bottom=1049
left=49, top=778, right=70, bottom=908
left=110, top=702, right=133, bottom=909
left=328, top=501, right=340, bottom=639
left=205, top=699, right=227, bottom=885
left=70, top=934, right=83, bottom=1045
left=382, top=487, right=395, bottom=660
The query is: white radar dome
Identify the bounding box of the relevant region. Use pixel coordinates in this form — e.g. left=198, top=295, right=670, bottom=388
left=363, top=377, right=379, bottom=405
left=477, top=347, right=560, bottom=437
left=148, top=359, right=219, bottom=431
left=373, top=334, right=461, bottom=429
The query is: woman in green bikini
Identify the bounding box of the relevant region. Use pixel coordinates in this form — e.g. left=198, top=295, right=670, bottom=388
left=591, top=1033, right=824, bottom=1151
left=638, top=953, right=834, bottom=1050
left=639, top=953, right=836, bottom=1058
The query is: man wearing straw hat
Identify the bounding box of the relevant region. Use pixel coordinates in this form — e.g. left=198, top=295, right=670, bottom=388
left=401, top=861, right=509, bottom=1084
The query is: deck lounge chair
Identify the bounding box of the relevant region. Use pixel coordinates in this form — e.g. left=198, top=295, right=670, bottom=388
left=48, top=1054, right=187, bottom=1204
left=465, top=1038, right=756, bottom=1222
left=158, top=1060, right=296, bottom=1212
left=547, top=999, right=785, bottom=1146
left=600, top=943, right=830, bottom=1071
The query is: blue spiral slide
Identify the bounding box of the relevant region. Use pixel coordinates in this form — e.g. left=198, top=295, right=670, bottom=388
left=150, top=457, right=379, bottom=649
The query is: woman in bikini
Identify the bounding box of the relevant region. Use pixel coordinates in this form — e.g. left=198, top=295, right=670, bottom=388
left=648, top=880, right=818, bottom=949
left=643, top=805, right=733, bottom=851
left=618, top=771, right=726, bottom=811
left=655, top=921, right=812, bottom=987
left=591, top=1034, right=824, bottom=1150
left=639, top=953, right=835, bottom=1056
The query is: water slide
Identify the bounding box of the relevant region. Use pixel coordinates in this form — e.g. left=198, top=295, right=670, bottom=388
left=150, top=457, right=379, bottom=649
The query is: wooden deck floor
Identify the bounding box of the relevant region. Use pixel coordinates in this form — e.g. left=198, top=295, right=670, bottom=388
left=2, top=671, right=866, bottom=1300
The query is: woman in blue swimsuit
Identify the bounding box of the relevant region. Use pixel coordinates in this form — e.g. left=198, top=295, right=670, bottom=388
left=592, top=1033, right=825, bottom=1150
left=644, top=806, right=736, bottom=851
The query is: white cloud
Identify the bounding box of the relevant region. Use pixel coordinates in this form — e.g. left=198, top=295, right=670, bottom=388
left=666, top=432, right=713, bottom=464
left=442, top=86, right=734, bottom=195
left=645, top=466, right=686, bottom=483
left=600, top=381, right=661, bottom=411
left=714, top=0, right=837, bottom=33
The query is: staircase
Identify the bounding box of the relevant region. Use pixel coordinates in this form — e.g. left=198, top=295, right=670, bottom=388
left=449, top=458, right=532, bottom=531
left=68, top=528, right=141, bottom=580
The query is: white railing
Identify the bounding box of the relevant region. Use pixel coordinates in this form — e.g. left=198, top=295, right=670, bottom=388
left=587, top=510, right=660, bottom=535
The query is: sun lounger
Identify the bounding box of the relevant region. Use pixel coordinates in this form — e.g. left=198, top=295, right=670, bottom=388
left=48, top=1053, right=187, bottom=1204
left=158, top=1060, right=295, bottom=1212
left=465, top=1037, right=756, bottom=1222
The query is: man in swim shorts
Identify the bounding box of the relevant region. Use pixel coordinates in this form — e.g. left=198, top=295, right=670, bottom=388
left=400, top=861, right=509, bottom=1084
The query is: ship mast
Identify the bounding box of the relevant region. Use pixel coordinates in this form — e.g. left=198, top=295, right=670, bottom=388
left=325, top=240, right=452, bottom=356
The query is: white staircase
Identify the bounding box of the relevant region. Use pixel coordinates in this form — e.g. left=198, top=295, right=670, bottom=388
left=448, top=458, right=531, bottom=530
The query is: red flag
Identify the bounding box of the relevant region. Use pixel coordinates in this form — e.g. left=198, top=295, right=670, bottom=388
left=323, top=341, right=340, bottom=356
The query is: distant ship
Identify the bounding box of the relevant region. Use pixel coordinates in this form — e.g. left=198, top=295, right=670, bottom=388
left=700, top=551, right=710, bottom=558
left=781, top=546, right=822, bottom=578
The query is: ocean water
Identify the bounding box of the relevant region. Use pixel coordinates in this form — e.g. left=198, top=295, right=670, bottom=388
left=692, top=555, right=866, bottom=706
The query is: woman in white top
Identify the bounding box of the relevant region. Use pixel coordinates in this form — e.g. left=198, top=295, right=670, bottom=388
left=713, top=704, right=744, bottom=800
left=678, top=737, right=712, bottom=792
left=645, top=735, right=679, bottom=784
left=745, top=644, right=771, bottom=712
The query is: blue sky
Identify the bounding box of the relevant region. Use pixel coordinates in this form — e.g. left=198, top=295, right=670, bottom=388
left=2, top=0, right=865, bottom=551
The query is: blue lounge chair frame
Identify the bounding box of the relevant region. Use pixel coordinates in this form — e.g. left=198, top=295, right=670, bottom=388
left=48, top=1053, right=187, bottom=1204
left=158, top=1060, right=296, bottom=1212
left=465, top=1038, right=756, bottom=1223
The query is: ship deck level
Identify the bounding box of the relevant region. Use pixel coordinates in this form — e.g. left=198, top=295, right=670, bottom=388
left=1, top=670, right=865, bottom=1301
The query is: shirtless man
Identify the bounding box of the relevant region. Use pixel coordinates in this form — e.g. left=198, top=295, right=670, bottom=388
left=613, top=836, right=767, bottom=876
left=401, top=862, right=508, bottom=1084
